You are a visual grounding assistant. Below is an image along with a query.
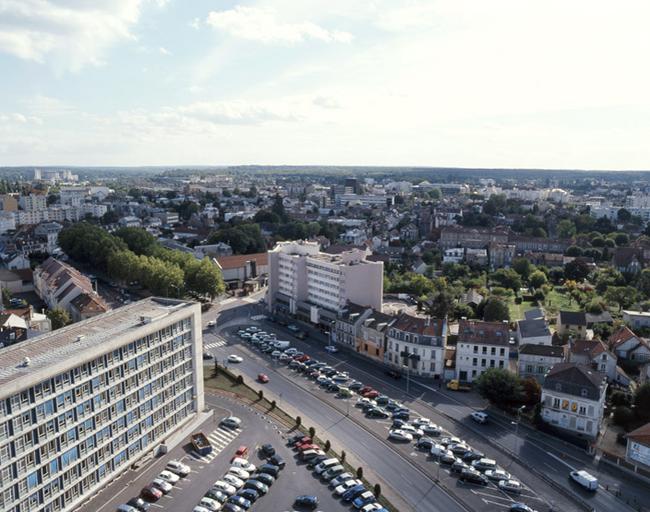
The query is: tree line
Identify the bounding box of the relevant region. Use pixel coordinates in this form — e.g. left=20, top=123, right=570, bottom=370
left=59, top=224, right=225, bottom=299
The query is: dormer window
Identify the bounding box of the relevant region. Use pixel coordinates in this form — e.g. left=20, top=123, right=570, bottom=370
left=581, top=388, right=589, bottom=397
left=555, top=383, right=562, bottom=392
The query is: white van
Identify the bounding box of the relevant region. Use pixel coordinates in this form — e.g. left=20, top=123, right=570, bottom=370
left=314, top=458, right=339, bottom=475
left=569, top=470, right=598, bottom=491
left=273, top=341, right=290, bottom=350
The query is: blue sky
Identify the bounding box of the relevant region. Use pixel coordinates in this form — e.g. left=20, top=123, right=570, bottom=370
left=0, top=0, right=649, bottom=169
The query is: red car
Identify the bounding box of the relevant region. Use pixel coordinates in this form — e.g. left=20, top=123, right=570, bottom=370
left=233, top=445, right=249, bottom=460
left=363, top=390, right=380, bottom=399
left=359, top=386, right=374, bottom=395
left=295, top=354, right=310, bottom=362
left=294, top=438, right=313, bottom=449
left=140, top=485, right=162, bottom=501
left=297, top=443, right=320, bottom=452
left=257, top=373, right=269, bottom=383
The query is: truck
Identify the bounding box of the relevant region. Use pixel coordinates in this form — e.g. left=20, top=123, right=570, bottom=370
left=569, top=470, right=598, bottom=491
left=191, top=432, right=212, bottom=456
left=446, top=379, right=472, bottom=392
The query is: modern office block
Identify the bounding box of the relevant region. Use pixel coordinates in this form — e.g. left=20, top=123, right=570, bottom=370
left=0, top=297, right=204, bottom=512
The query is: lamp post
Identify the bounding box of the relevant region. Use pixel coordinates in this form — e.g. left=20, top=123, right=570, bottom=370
left=511, top=405, right=526, bottom=456
left=400, top=351, right=420, bottom=396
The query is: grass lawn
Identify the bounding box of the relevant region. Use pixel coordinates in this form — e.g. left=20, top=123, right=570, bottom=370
left=543, top=287, right=581, bottom=316
left=508, top=297, right=536, bottom=321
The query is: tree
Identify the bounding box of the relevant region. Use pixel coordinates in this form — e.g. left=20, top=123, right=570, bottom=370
left=475, top=368, right=522, bottom=406
left=512, top=258, right=533, bottom=281
left=529, top=270, right=548, bottom=289
left=557, top=219, right=576, bottom=239
left=520, top=377, right=541, bottom=406
left=483, top=194, right=507, bottom=216
left=565, top=245, right=583, bottom=257
left=208, top=224, right=266, bottom=254
left=634, top=383, right=650, bottom=421
left=605, top=286, right=638, bottom=312
left=271, top=194, right=287, bottom=221
left=638, top=269, right=650, bottom=298
left=373, top=484, right=381, bottom=498
left=1, top=287, right=11, bottom=308
left=482, top=297, right=510, bottom=322
left=114, top=227, right=157, bottom=255
left=490, top=268, right=522, bottom=292
left=253, top=210, right=281, bottom=224
left=564, top=259, right=590, bottom=282
left=48, top=307, right=71, bottom=330
left=617, top=208, right=632, bottom=224
left=613, top=406, right=634, bottom=427
left=186, top=258, right=225, bottom=299
left=594, top=267, right=625, bottom=294
left=425, top=290, right=454, bottom=318
left=614, top=232, right=630, bottom=246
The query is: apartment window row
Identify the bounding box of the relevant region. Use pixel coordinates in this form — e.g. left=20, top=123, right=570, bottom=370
left=470, top=358, right=505, bottom=369
left=472, top=345, right=506, bottom=356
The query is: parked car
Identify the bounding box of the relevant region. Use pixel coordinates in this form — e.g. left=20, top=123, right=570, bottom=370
left=257, top=463, right=281, bottom=477
left=205, top=489, right=228, bottom=503
left=221, top=416, right=242, bottom=428
left=439, top=450, right=456, bottom=465
left=388, top=429, right=413, bottom=442
left=253, top=472, right=275, bottom=487
left=509, top=503, right=538, bottom=512
left=166, top=460, right=190, bottom=477
left=140, top=485, right=162, bottom=502
left=352, top=490, right=377, bottom=509
left=212, top=481, right=237, bottom=496
left=472, top=458, right=498, bottom=472
left=294, top=495, right=319, bottom=509
left=366, top=407, right=389, bottom=419
left=459, top=468, right=488, bottom=486
left=324, top=345, right=338, bottom=353
left=416, top=437, right=435, bottom=450
left=329, top=473, right=354, bottom=488
left=227, top=495, right=251, bottom=510
left=450, top=459, right=470, bottom=474
left=243, top=479, right=268, bottom=495
left=335, top=479, right=363, bottom=496
left=268, top=454, right=286, bottom=468
left=259, top=443, right=275, bottom=457
left=421, top=424, right=442, bottom=436
left=198, top=497, right=221, bottom=511
left=498, top=479, right=523, bottom=494
left=342, top=484, right=367, bottom=503
left=237, top=489, right=259, bottom=503
left=485, top=469, right=511, bottom=481
left=230, top=458, right=256, bottom=472
left=117, top=504, right=138, bottom=512
left=348, top=381, right=363, bottom=390
left=151, top=478, right=172, bottom=494
left=222, top=473, right=244, bottom=489
left=126, top=497, right=150, bottom=511
left=157, top=470, right=180, bottom=485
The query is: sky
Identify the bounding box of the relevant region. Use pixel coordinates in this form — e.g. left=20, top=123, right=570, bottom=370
left=0, top=0, right=649, bottom=169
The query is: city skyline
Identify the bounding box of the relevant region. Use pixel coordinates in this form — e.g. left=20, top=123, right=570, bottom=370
left=1, top=0, right=649, bottom=169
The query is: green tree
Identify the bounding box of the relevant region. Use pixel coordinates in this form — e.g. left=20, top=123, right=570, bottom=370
left=529, top=270, right=548, bottom=289
left=208, top=224, right=266, bottom=254
left=613, top=233, right=630, bottom=246
left=186, top=258, right=225, bottom=299
left=253, top=210, right=281, bottom=224
left=634, top=383, right=650, bottom=421
left=114, top=227, right=157, bottom=255
left=605, top=286, right=638, bottom=312
left=594, top=267, right=625, bottom=294
left=475, top=368, right=522, bottom=406
left=425, top=290, right=454, bottom=318
left=483, top=194, right=507, bottom=215
left=482, top=297, right=510, bottom=322
left=490, top=268, right=522, bottom=292
left=638, top=269, right=650, bottom=298
left=564, top=259, right=590, bottom=281
left=48, top=307, right=71, bottom=330
left=617, top=208, right=632, bottom=224
left=512, top=258, right=533, bottom=281
left=271, top=194, right=287, bottom=221
left=557, top=219, right=576, bottom=239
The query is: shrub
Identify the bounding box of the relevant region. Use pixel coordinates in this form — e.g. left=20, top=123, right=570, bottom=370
left=613, top=406, right=635, bottom=428
left=610, top=390, right=630, bottom=407
left=356, top=467, right=363, bottom=479
left=258, top=389, right=264, bottom=400
left=295, top=416, right=302, bottom=426
left=236, top=375, right=244, bottom=385
left=309, top=426, right=316, bottom=438
left=373, top=483, right=381, bottom=498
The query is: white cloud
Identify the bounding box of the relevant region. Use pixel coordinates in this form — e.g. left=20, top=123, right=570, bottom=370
left=0, top=0, right=163, bottom=71
left=313, top=96, right=340, bottom=109
left=189, top=17, right=201, bottom=30
left=206, top=6, right=352, bottom=44
left=159, top=46, right=171, bottom=55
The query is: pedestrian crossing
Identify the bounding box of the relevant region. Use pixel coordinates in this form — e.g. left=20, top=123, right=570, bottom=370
left=204, top=339, right=227, bottom=350
left=250, top=314, right=267, bottom=320
left=190, top=426, right=240, bottom=463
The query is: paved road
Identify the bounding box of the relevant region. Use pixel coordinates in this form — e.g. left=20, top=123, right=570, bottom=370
left=206, top=299, right=648, bottom=512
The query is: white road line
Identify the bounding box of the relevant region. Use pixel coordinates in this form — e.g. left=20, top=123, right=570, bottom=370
left=545, top=450, right=576, bottom=471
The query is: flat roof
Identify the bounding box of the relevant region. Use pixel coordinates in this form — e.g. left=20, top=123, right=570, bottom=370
left=0, top=297, right=196, bottom=391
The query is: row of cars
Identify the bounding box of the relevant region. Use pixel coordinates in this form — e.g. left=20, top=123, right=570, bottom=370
left=117, top=460, right=193, bottom=511
left=287, top=434, right=388, bottom=512
left=192, top=451, right=285, bottom=512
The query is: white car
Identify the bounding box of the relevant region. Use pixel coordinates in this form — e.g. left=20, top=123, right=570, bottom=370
left=361, top=504, right=384, bottom=512
left=430, top=443, right=447, bottom=457
left=151, top=478, right=172, bottom=494
left=356, top=397, right=376, bottom=408
left=221, top=416, right=242, bottom=428
left=279, top=353, right=292, bottom=362
left=207, top=320, right=216, bottom=327
left=271, top=350, right=282, bottom=358
left=485, top=469, right=511, bottom=481
left=247, top=326, right=260, bottom=332
left=222, top=474, right=244, bottom=489
left=329, top=473, right=354, bottom=488
left=158, top=470, right=180, bottom=484
left=399, top=424, right=424, bottom=438
left=212, top=480, right=236, bottom=496
left=199, top=497, right=221, bottom=511
left=498, top=479, right=523, bottom=494
left=227, top=354, right=243, bottom=363
left=471, top=411, right=488, bottom=424
left=388, top=429, right=413, bottom=442
left=324, top=345, right=338, bottom=353
left=335, top=479, right=363, bottom=496
left=230, top=458, right=256, bottom=472
left=411, top=417, right=431, bottom=427
left=228, top=467, right=250, bottom=480
left=166, top=460, right=191, bottom=476
left=193, top=507, right=211, bottom=512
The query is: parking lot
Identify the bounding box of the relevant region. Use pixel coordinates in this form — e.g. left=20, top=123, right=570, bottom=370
left=207, top=321, right=580, bottom=512
left=77, top=396, right=350, bottom=512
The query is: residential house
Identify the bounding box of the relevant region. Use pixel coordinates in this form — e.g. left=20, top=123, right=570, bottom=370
left=0, top=312, right=28, bottom=347
left=461, top=289, right=484, bottom=308
left=340, top=228, right=367, bottom=245
left=215, top=252, right=269, bottom=291
left=540, top=363, right=607, bottom=440
left=118, top=216, right=141, bottom=228
left=68, top=293, right=110, bottom=322
left=0, top=268, right=33, bottom=293
left=333, top=303, right=372, bottom=349
left=443, top=247, right=464, bottom=264
left=455, top=319, right=510, bottom=383
left=439, top=226, right=509, bottom=249
left=569, top=339, right=618, bottom=383
left=385, top=313, right=447, bottom=378
left=516, top=317, right=552, bottom=346
left=518, top=344, right=566, bottom=383
left=2, top=252, right=30, bottom=270
left=625, top=423, right=650, bottom=472
left=585, top=311, right=614, bottom=329
left=465, top=248, right=488, bottom=266
left=357, top=310, right=395, bottom=363
left=608, top=326, right=650, bottom=364
left=612, top=248, right=645, bottom=275
left=623, top=310, right=650, bottom=330
left=488, top=242, right=516, bottom=270
left=399, top=223, right=419, bottom=242
left=556, top=311, right=587, bottom=338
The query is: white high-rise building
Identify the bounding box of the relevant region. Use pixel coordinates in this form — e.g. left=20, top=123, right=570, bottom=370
left=267, top=241, right=383, bottom=327
left=0, top=298, right=204, bottom=512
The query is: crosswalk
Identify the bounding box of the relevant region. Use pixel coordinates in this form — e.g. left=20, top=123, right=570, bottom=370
left=204, top=339, right=227, bottom=350
left=190, top=426, right=240, bottom=463
left=250, top=314, right=267, bottom=320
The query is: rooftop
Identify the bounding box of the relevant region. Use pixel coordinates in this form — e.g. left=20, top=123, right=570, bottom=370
left=517, top=318, right=551, bottom=339
left=0, top=298, right=196, bottom=392
left=458, top=319, right=509, bottom=346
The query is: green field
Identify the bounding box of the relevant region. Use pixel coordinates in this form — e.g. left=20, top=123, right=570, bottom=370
left=543, top=287, right=581, bottom=316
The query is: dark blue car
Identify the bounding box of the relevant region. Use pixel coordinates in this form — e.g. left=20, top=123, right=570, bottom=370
left=237, top=489, right=259, bottom=503
left=342, top=484, right=366, bottom=502
left=227, top=495, right=251, bottom=510
left=294, top=495, right=318, bottom=510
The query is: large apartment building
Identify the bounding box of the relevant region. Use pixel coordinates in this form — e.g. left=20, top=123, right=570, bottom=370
left=267, top=241, right=383, bottom=328
left=455, top=319, right=510, bottom=382
left=0, top=298, right=204, bottom=512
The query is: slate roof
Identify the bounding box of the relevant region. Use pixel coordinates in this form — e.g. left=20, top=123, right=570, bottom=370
left=517, top=318, right=551, bottom=339
left=543, top=363, right=606, bottom=400
left=558, top=310, right=586, bottom=326
left=458, top=319, right=509, bottom=346
left=519, top=344, right=565, bottom=358
left=392, top=313, right=445, bottom=337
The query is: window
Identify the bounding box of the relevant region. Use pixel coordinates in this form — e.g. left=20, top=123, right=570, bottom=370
left=482, top=346, right=487, bottom=354
left=489, top=360, right=495, bottom=368
left=473, top=346, right=478, bottom=354
left=553, top=398, right=560, bottom=408
left=526, top=365, right=534, bottom=373
left=491, top=347, right=496, bottom=355
left=500, top=348, right=505, bottom=356
left=498, top=360, right=504, bottom=369
left=481, top=359, right=486, bottom=367
left=580, top=388, right=589, bottom=398
left=472, top=358, right=477, bottom=366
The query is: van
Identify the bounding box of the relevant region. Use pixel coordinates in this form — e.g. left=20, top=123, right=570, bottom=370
left=569, top=470, right=598, bottom=491
left=273, top=341, right=290, bottom=350
left=314, top=458, right=339, bottom=475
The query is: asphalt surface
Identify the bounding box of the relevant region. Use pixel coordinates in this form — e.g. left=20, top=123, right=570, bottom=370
left=205, top=296, right=648, bottom=512
left=77, top=394, right=348, bottom=512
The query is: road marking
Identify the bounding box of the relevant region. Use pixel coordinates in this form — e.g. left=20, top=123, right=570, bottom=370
left=204, top=339, right=227, bottom=350
left=545, top=450, right=576, bottom=471
left=189, top=427, right=240, bottom=463
left=480, top=498, right=511, bottom=509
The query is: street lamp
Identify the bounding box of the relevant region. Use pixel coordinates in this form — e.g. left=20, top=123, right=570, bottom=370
left=400, top=351, right=420, bottom=395
left=511, top=405, right=526, bottom=456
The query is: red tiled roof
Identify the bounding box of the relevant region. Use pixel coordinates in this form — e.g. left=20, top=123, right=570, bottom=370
left=216, top=253, right=268, bottom=270
left=609, top=326, right=637, bottom=348
left=458, top=319, right=509, bottom=346
left=627, top=422, right=650, bottom=445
